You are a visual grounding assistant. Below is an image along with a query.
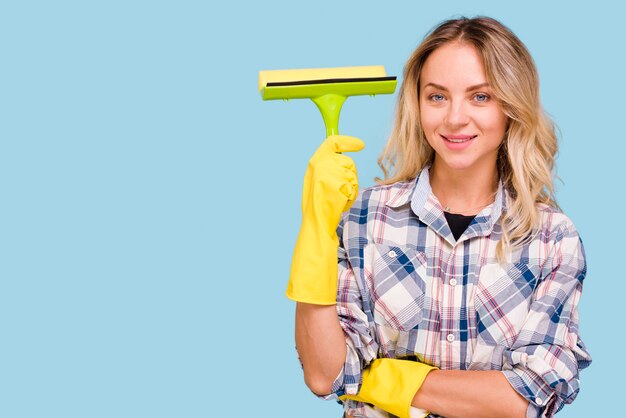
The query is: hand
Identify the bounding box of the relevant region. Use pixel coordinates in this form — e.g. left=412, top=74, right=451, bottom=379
left=341, top=358, right=436, bottom=418
left=301, top=135, right=365, bottom=236
left=286, top=135, right=364, bottom=305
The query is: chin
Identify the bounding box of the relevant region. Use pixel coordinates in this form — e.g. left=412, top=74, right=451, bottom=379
left=439, top=157, right=476, bottom=171
left=435, top=150, right=499, bottom=174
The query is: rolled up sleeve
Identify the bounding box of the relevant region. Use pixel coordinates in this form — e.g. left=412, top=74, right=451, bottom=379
left=502, top=223, right=592, bottom=417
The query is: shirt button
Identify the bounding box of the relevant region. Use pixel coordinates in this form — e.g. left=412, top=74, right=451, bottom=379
left=535, top=398, right=543, bottom=406
left=446, top=334, right=455, bottom=342
left=388, top=250, right=397, bottom=257
left=449, top=278, right=457, bottom=286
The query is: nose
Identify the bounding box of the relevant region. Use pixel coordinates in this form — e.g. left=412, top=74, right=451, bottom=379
left=444, top=100, right=470, bottom=127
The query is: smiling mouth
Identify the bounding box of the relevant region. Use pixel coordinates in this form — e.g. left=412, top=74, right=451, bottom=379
left=442, top=135, right=477, bottom=143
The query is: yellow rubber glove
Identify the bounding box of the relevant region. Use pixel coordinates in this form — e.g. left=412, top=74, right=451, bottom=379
left=341, top=358, right=437, bottom=418
left=286, top=135, right=365, bottom=305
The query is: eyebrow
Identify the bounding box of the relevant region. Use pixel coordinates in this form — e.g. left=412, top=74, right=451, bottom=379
left=423, top=82, right=490, bottom=92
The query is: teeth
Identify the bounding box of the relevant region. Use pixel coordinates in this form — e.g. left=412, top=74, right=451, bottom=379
left=447, top=136, right=475, bottom=143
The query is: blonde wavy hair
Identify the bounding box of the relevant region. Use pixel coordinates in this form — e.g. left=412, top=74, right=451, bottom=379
left=378, top=16, right=559, bottom=258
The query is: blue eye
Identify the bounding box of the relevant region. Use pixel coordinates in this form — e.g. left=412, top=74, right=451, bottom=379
left=429, top=94, right=445, bottom=102
left=474, top=93, right=489, bottom=102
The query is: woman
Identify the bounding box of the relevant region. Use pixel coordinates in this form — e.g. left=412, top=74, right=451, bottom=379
left=288, top=16, right=591, bottom=418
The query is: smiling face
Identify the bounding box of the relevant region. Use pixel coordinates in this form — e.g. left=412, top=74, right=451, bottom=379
left=419, top=42, right=508, bottom=178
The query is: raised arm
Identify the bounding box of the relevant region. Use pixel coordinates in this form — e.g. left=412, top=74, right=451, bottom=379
left=288, top=135, right=364, bottom=394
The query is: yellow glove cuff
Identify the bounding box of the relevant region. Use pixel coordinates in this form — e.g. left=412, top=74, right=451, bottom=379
left=286, top=224, right=338, bottom=305
left=341, top=358, right=437, bottom=418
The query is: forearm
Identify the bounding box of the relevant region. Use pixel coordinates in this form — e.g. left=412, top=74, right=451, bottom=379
left=412, top=369, right=528, bottom=418
left=295, top=302, right=346, bottom=395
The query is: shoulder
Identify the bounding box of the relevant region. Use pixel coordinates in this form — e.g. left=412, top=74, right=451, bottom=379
left=534, top=204, right=586, bottom=273
left=351, top=179, right=417, bottom=211
left=536, top=203, right=581, bottom=242
left=339, top=179, right=416, bottom=238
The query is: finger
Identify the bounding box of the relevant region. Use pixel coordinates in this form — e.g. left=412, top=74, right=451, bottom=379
left=339, top=181, right=358, bottom=200
left=340, top=179, right=359, bottom=212
left=331, top=153, right=357, bottom=170
left=326, top=135, right=365, bottom=153
left=340, top=169, right=358, bottom=196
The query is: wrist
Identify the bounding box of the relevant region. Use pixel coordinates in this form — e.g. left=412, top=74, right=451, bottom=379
left=411, top=369, right=440, bottom=412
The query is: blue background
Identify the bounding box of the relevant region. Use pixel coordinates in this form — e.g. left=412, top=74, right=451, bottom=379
left=1, top=1, right=622, bottom=416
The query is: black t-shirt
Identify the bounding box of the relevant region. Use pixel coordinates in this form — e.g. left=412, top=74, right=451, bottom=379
left=444, top=211, right=476, bottom=240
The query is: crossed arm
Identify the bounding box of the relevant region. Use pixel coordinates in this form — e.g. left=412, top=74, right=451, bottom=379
left=296, top=303, right=528, bottom=418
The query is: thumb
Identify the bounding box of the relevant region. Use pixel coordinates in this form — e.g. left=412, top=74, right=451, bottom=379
left=325, top=135, right=365, bottom=153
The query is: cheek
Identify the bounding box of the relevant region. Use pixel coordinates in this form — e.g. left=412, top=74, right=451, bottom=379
left=496, top=118, right=508, bottom=141
left=419, top=106, right=438, bottom=134
left=484, top=109, right=508, bottom=137
left=419, top=114, right=438, bottom=147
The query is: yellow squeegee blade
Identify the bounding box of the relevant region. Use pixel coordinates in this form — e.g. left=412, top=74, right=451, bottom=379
left=258, top=65, right=397, bottom=100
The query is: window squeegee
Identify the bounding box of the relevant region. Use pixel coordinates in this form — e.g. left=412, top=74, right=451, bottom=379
left=258, top=66, right=397, bottom=137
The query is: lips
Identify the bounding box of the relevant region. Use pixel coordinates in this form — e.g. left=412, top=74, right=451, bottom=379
left=441, top=134, right=477, bottom=143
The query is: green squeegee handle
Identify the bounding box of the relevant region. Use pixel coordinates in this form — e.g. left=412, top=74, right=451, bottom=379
left=311, top=94, right=347, bottom=137
left=262, top=78, right=396, bottom=138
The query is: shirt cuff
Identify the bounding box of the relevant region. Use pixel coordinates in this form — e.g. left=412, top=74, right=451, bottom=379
left=503, top=369, right=560, bottom=418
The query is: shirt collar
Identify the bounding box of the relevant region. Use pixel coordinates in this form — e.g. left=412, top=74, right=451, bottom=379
left=382, top=179, right=416, bottom=208
left=386, top=166, right=507, bottom=244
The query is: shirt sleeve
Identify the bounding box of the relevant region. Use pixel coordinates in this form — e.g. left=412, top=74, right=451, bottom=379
left=318, top=215, right=378, bottom=401
left=501, top=221, right=592, bottom=417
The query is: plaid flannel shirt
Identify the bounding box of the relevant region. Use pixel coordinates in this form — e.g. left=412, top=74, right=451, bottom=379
left=324, top=167, right=591, bottom=418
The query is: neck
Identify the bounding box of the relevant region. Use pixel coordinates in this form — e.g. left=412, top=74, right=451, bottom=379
left=429, top=159, right=499, bottom=216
